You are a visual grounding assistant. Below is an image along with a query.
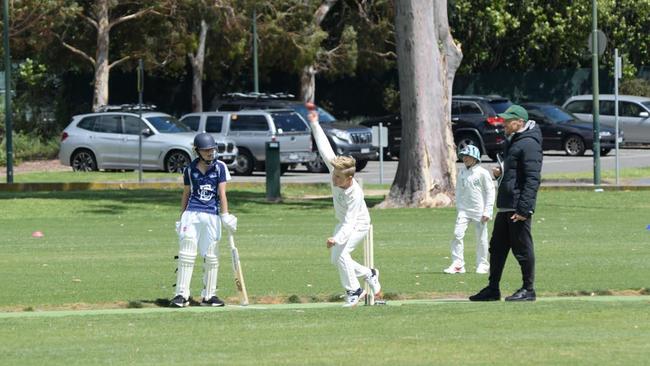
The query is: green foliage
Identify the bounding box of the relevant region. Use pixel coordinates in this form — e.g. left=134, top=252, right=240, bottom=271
left=0, top=132, right=59, bottom=167
left=620, top=78, right=650, bottom=97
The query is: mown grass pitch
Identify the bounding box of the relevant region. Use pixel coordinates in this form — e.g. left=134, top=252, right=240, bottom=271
left=1, top=187, right=649, bottom=364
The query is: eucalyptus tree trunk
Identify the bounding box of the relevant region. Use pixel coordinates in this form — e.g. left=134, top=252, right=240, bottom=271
left=379, top=0, right=462, bottom=208
left=93, top=0, right=110, bottom=109
left=299, top=0, right=338, bottom=102
left=189, top=20, right=208, bottom=112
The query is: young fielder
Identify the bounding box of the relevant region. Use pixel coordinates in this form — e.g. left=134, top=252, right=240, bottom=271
left=307, top=108, right=381, bottom=307
left=444, top=145, right=495, bottom=275
left=171, top=133, right=237, bottom=307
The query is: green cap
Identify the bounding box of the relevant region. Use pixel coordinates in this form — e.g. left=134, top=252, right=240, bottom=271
left=498, top=104, right=528, bottom=121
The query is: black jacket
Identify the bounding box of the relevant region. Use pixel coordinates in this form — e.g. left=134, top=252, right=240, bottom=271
left=496, top=123, right=543, bottom=217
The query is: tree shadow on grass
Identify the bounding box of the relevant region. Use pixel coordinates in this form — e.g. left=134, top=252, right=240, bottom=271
left=0, top=189, right=339, bottom=214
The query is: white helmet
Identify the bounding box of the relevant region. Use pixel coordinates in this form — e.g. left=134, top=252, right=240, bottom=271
left=458, top=145, right=481, bottom=163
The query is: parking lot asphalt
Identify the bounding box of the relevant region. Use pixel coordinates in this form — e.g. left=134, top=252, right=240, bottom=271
left=230, top=148, right=650, bottom=185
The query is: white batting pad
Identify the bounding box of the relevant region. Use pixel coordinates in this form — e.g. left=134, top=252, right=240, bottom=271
left=201, top=254, right=219, bottom=299
left=175, top=237, right=197, bottom=298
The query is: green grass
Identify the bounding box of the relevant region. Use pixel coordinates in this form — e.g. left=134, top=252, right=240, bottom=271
left=1, top=188, right=649, bottom=364
left=0, top=170, right=182, bottom=183
left=1, top=301, right=648, bottom=365
left=543, top=166, right=650, bottom=182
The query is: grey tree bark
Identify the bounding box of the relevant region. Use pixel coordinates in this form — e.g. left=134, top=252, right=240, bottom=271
left=189, top=20, right=208, bottom=112
left=299, top=0, right=338, bottom=102
left=379, top=0, right=462, bottom=208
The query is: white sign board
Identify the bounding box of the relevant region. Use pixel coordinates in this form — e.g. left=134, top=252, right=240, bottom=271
left=371, top=125, right=388, bottom=147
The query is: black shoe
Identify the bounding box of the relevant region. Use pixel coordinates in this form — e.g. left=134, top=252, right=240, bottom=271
left=201, top=296, right=225, bottom=307
left=469, top=286, right=501, bottom=301
left=170, top=295, right=189, bottom=308
left=505, top=288, right=536, bottom=301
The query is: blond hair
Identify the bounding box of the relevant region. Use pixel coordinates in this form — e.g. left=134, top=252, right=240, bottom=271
left=331, top=156, right=356, bottom=177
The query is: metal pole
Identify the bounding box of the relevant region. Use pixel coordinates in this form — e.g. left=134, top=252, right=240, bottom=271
left=614, top=49, right=621, bottom=186
left=3, top=0, right=13, bottom=183
left=137, top=59, right=144, bottom=183
left=591, top=0, right=601, bottom=189
left=252, top=8, right=259, bottom=93
left=378, top=122, right=384, bottom=184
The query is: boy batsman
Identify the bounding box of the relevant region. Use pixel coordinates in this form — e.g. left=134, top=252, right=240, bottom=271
left=306, top=106, right=381, bottom=307
left=171, top=133, right=237, bottom=307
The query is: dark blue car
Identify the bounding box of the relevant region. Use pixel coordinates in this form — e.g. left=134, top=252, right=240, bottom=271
left=521, top=103, right=622, bottom=156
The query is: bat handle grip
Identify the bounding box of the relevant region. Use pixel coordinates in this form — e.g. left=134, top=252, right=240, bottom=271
left=228, top=234, right=236, bottom=249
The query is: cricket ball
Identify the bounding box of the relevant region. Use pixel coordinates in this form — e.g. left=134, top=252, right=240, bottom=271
left=305, top=102, right=316, bottom=111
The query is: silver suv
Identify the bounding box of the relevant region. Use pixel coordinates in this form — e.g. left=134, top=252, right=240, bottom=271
left=59, top=107, right=238, bottom=172
left=563, top=94, right=650, bottom=144
left=180, top=109, right=316, bottom=175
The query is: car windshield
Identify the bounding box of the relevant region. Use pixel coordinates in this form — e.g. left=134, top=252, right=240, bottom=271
left=641, top=101, right=650, bottom=111
left=540, top=106, right=576, bottom=123
left=145, top=115, right=192, bottom=133
left=292, top=104, right=337, bottom=123
left=489, top=100, right=513, bottom=114
left=270, top=111, right=309, bottom=132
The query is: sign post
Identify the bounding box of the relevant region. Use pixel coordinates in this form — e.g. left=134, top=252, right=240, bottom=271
left=371, top=123, right=388, bottom=184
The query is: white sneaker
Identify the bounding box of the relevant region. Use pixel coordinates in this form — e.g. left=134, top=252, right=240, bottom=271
left=443, top=263, right=466, bottom=274
left=366, top=268, right=382, bottom=296
left=476, top=264, right=490, bottom=274
left=342, top=288, right=366, bottom=308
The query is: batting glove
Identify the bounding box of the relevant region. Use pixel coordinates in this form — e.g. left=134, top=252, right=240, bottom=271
left=221, top=213, right=238, bottom=233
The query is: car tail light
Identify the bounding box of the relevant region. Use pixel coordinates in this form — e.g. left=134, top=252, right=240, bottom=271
left=61, top=132, right=69, bottom=141
left=486, top=116, right=504, bottom=126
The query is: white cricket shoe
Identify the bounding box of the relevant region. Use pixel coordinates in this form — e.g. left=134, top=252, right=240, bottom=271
left=366, top=268, right=382, bottom=296
left=476, top=263, right=490, bottom=274
left=342, top=288, right=366, bottom=308
left=443, top=263, right=466, bottom=274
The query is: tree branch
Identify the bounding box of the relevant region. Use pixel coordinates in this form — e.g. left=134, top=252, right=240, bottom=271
left=109, top=56, right=131, bottom=70
left=58, top=36, right=95, bottom=65
left=109, top=8, right=155, bottom=29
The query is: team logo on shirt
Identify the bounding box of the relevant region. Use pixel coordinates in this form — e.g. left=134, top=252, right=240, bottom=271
left=198, top=184, right=215, bottom=201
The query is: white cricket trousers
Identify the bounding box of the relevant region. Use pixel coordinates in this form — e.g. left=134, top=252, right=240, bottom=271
left=450, top=213, right=489, bottom=267
left=175, top=211, right=222, bottom=300
left=330, top=227, right=372, bottom=292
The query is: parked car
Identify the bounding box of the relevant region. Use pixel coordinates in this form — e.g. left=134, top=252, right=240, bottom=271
left=359, top=95, right=512, bottom=161
left=180, top=109, right=316, bottom=175
left=59, top=105, right=237, bottom=173
left=562, top=94, right=650, bottom=144
left=214, top=93, right=378, bottom=172
left=521, top=103, right=621, bottom=156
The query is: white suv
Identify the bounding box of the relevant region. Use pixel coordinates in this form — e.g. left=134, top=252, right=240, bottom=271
left=563, top=95, right=650, bottom=144
left=59, top=108, right=238, bottom=172
left=180, top=109, right=316, bottom=175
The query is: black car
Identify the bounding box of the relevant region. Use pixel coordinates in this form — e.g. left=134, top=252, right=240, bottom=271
left=521, top=103, right=621, bottom=156
left=215, top=93, right=378, bottom=172
left=360, top=95, right=512, bottom=161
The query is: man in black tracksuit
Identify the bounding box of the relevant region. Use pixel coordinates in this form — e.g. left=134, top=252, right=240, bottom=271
left=469, top=105, right=543, bottom=302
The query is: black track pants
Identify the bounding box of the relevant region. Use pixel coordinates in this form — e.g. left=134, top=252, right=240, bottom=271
left=488, top=211, right=535, bottom=290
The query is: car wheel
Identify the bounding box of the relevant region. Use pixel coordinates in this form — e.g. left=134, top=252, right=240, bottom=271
left=306, top=155, right=328, bottom=173
left=563, top=135, right=586, bottom=156
left=233, top=150, right=255, bottom=176
left=165, top=150, right=190, bottom=173
left=355, top=159, right=368, bottom=172
left=455, top=134, right=482, bottom=159
left=71, top=149, right=98, bottom=172
left=600, top=148, right=611, bottom=156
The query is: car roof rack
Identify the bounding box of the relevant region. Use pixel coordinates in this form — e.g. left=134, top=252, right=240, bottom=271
left=96, top=104, right=158, bottom=112
left=220, top=92, right=296, bottom=100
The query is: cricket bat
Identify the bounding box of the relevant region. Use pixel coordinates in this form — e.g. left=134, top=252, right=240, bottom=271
left=228, top=233, right=249, bottom=306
